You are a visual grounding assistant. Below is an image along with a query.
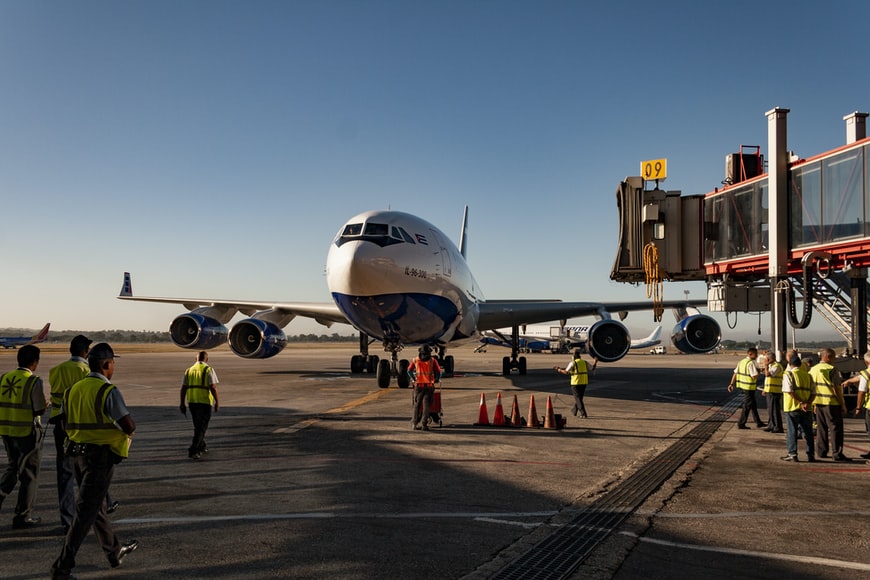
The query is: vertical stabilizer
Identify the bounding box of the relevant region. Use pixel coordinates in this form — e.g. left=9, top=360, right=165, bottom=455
left=458, top=206, right=469, bottom=259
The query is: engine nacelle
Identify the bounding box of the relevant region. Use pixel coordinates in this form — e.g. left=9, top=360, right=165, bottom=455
left=671, top=314, right=721, bottom=354
left=228, top=318, right=288, bottom=359
left=169, top=313, right=228, bottom=350
left=587, top=319, right=631, bottom=363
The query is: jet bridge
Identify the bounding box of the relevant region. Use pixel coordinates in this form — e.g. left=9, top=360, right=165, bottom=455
left=611, top=108, right=870, bottom=359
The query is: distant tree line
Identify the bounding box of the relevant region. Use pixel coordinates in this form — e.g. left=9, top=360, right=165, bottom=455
left=1, top=329, right=359, bottom=344
left=719, top=339, right=849, bottom=351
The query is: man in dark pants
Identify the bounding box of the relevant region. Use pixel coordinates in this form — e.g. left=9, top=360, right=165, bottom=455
left=180, top=351, right=220, bottom=459
left=50, top=343, right=138, bottom=579
left=811, top=347, right=851, bottom=462
left=0, top=344, right=47, bottom=528
left=728, top=347, right=765, bottom=428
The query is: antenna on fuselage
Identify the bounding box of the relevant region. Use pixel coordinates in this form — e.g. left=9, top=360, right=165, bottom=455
left=458, top=205, right=469, bottom=258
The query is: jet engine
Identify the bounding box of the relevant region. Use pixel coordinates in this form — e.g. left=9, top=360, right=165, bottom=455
left=586, top=319, right=631, bottom=363
left=671, top=314, right=721, bottom=354
left=169, top=313, right=228, bottom=350
left=228, top=318, right=288, bottom=359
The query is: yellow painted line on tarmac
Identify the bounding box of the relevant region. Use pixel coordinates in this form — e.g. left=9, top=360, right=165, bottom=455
left=273, top=389, right=394, bottom=434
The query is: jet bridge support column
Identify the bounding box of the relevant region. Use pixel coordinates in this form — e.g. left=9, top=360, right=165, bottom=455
left=767, top=107, right=790, bottom=362
left=850, top=268, right=868, bottom=356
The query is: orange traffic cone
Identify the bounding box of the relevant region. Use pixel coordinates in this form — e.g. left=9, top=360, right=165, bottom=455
left=509, top=395, right=523, bottom=427
left=543, top=396, right=557, bottom=429
left=527, top=395, right=541, bottom=428
left=492, top=393, right=506, bottom=426
left=475, top=392, right=490, bottom=426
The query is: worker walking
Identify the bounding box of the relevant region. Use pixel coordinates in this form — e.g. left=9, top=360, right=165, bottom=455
left=728, top=347, right=765, bottom=429
left=180, top=351, right=220, bottom=459
left=409, top=345, right=442, bottom=431
left=0, top=344, right=47, bottom=528
left=555, top=349, right=596, bottom=418
left=811, top=348, right=851, bottom=461
left=50, top=343, right=138, bottom=579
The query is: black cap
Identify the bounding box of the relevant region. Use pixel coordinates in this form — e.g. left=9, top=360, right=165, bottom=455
left=88, top=342, right=118, bottom=362
left=788, top=355, right=801, bottom=367
left=70, top=334, right=93, bottom=353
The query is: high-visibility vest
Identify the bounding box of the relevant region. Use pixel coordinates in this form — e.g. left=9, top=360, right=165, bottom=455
left=65, top=376, right=130, bottom=458
left=411, top=358, right=440, bottom=386
left=809, top=362, right=839, bottom=406
left=764, top=361, right=783, bottom=394
left=783, top=368, right=812, bottom=413
left=735, top=357, right=757, bottom=390
left=48, top=358, right=89, bottom=419
left=184, top=363, right=214, bottom=404
left=859, top=368, right=870, bottom=410
left=569, top=358, right=589, bottom=386
left=0, top=368, right=39, bottom=437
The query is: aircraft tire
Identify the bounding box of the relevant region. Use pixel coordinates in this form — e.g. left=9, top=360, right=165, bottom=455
left=377, top=359, right=391, bottom=388
left=502, top=357, right=511, bottom=376
left=350, top=355, right=364, bottom=374
left=366, top=355, right=379, bottom=373
left=519, top=357, right=527, bottom=375
left=397, top=359, right=410, bottom=388
left=443, top=355, right=454, bottom=377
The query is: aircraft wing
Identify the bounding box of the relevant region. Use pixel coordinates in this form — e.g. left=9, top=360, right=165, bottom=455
left=476, top=299, right=707, bottom=330
left=118, top=273, right=347, bottom=327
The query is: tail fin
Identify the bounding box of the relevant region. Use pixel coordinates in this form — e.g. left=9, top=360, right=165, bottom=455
left=31, top=323, right=50, bottom=343
left=120, top=272, right=133, bottom=297
left=458, top=206, right=468, bottom=259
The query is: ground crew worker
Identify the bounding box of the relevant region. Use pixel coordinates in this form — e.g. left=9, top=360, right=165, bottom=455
left=0, top=344, right=47, bottom=528
left=409, top=345, right=442, bottom=431
left=180, top=351, right=220, bottom=459
left=51, top=343, right=138, bottom=579
left=48, top=335, right=92, bottom=533
left=728, top=347, right=765, bottom=429
left=761, top=350, right=784, bottom=433
left=843, top=352, right=870, bottom=459
left=554, top=349, right=597, bottom=418
left=781, top=354, right=815, bottom=462
left=810, top=347, right=851, bottom=462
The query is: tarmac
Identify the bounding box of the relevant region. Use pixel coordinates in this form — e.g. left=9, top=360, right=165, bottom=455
left=1, top=344, right=869, bottom=579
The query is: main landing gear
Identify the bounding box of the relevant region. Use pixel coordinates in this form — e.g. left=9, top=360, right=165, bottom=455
left=502, top=324, right=527, bottom=376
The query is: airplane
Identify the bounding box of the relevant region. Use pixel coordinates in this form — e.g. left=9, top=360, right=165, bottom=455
left=118, top=208, right=721, bottom=387
left=478, top=324, right=663, bottom=354
left=0, top=323, right=50, bottom=349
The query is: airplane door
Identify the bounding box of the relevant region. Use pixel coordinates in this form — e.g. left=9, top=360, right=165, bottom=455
left=429, top=229, right=452, bottom=278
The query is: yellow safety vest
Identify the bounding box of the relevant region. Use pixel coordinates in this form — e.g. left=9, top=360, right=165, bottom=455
left=809, top=362, right=839, bottom=406
left=763, top=361, right=783, bottom=394
left=570, top=358, right=589, bottom=386
left=860, top=368, right=870, bottom=410
left=48, top=358, right=89, bottom=419
left=65, top=376, right=130, bottom=458
left=183, top=363, right=214, bottom=404
left=735, top=357, right=757, bottom=390
left=783, top=368, right=812, bottom=413
left=0, top=369, right=39, bottom=437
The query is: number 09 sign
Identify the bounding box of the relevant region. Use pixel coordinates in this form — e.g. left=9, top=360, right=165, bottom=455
left=641, top=159, right=667, bottom=181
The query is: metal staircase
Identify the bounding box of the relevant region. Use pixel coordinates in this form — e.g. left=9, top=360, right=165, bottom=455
left=789, top=271, right=866, bottom=343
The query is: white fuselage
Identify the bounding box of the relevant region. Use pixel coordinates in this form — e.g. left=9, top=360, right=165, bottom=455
left=325, top=210, right=482, bottom=345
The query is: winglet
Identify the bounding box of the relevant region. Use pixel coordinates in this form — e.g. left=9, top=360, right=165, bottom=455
left=458, top=206, right=469, bottom=259
left=120, top=272, right=133, bottom=297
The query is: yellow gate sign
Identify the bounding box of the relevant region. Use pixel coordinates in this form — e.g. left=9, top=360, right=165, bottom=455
left=641, top=158, right=667, bottom=181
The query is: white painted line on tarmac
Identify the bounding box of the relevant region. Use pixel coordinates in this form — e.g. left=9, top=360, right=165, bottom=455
left=620, top=531, right=870, bottom=571
left=118, top=510, right=559, bottom=526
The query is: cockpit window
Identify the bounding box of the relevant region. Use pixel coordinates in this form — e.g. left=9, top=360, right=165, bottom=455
left=335, top=221, right=414, bottom=248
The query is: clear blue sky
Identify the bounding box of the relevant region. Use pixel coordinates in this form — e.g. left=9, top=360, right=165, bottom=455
left=1, top=0, right=867, bottom=342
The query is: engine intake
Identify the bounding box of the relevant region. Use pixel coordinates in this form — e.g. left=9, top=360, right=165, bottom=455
left=671, top=314, right=721, bottom=354
left=169, top=313, right=228, bottom=350
left=587, top=320, right=631, bottom=363
left=229, top=319, right=288, bottom=359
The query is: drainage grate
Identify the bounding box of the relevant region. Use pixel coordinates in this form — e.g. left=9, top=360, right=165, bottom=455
left=490, top=395, right=743, bottom=579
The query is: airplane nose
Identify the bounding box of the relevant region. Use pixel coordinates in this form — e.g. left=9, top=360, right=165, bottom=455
left=327, top=239, right=396, bottom=296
